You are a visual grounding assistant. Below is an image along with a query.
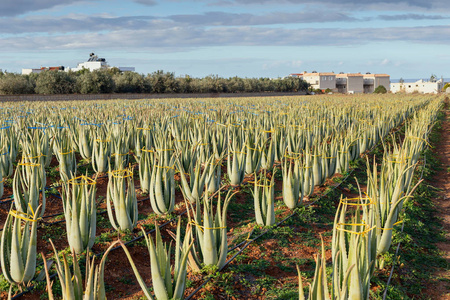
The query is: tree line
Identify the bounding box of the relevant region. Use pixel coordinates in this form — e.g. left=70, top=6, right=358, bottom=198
left=0, top=69, right=309, bottom=95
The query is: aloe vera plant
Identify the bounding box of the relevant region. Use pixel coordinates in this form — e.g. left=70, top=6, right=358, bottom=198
left=227, top=141, right=246, bottom=186
left=149, top=152, right=176, bottom=214
left=76, top=124, right=94, bottom=160
left=13, top=162, right=46, bottom=219
left=260, top=136, right=275, bottom=170
left=42, top=239, right=119, bottom=300
left=252, top=169, right=275, bottom=226
left=53, top=129, right=77, bottom=181
left=177, top=155, right=211, bottom=204
left=61, top=175, right=97, bottom=254
left=282, top=158, right=304, bottom=209
left=366, top=155, right=419, bottom=255
left=106, top=167, right=138, bottom=232
left=297, top=237, right=355, bottom=300
left=245, top=134, right=262, bottom=174
left=186, top=189, right=236, bottom=271
left=0, top=128, right=18, bottom=177
left=111, top=134, right=130, bottom=170
left=138, top=146, right=155, bottom=193
left=1, top=205, right=41, bottom=297
left=0, top=167, right=4, bottom=199
left=331, top=198, right=376, bottom=300
left=120, top=218, right=193, bottom=300
left=92, top=127, right=111, bottom=173
left=206, top=157, right=222, bottom=193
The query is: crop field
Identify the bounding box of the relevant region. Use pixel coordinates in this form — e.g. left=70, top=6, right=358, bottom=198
left=0, top=94, right=447, bottom=300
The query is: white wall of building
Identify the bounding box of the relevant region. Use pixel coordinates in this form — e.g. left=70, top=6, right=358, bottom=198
left=70, top=61, right=106, bottom=72
left=22, top=68, right=43, bottom=75
left=390, top=79, right=444, bottom=94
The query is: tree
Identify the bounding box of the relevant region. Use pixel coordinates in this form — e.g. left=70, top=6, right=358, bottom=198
left=35, top=71, right=77, bottom=94
left=443, top=83, right=450, bottom=92
left=77, top=70, right=115, bottom=94
left=113, top=72, right=150, bottom=93
left=0, top=73, right=34, bottom=94
left=430, top=74, right=437, bottom=82
left=374, top=85, right=387, bottom=94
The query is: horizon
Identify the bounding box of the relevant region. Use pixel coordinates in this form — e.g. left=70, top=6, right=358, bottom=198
left=0, top=0, right=449, bottom=79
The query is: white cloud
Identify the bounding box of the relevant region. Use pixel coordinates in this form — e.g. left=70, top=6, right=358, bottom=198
left=0, top=0, right=90, bottom=17
left=1, top=25, right=450, bottom=52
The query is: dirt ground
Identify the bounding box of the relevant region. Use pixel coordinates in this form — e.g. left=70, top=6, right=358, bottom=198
left=432, top=100, right=450, bottom=299
left=2, top=98, right=450, bottom=300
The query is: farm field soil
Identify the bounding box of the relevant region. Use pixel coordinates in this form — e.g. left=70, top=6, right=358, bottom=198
left=0, top=94, right=445, bottom=300
left=431, top=99, right=450, bottom=299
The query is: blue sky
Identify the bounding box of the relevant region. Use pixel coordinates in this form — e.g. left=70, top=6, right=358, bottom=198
left=1, top=0, right=449, bottom=79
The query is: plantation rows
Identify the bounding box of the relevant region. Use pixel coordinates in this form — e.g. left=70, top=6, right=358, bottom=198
left=0, top=94, right=444, bottom=299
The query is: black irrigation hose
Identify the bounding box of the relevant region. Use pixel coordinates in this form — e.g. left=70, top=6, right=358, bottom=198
left=382, top=222, right=405, bottom=300
left=9, top=202, right=190, bottom=300
left=185, top=119, right=413, bottom=300
left=382, top=150, right=428, bottom=299
left=185, top=167, right=357, bottom=300
left=0, top=161, right=95, bottom=203
left=8, top=112, right=417, bottom=299
left=185, top=113, right=431, bottom=299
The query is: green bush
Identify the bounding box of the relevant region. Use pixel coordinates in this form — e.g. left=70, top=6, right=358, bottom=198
left=35, top=70, right=77, bottom=94
left=77, top=70, right=115, bottom=94
left=374, top=85, right=387, bottom=94
left=0, top=69, right=310, bottom=95
left=0, top=73, right=35, bottom=94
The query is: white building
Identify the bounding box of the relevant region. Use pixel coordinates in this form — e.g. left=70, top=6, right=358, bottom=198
left=22, top=54, right=135, bottom=75
left=70, top=53, right=108, bottom=72
left=69, top=53, right=135, bottom=72
left=22, top=66, right=65, bottom=75
left=390, top=79, right=444, bottom=94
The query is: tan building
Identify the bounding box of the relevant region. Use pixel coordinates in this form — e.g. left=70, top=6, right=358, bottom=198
left=363, top=74, right=390, bottom=93
left=335, top=73, right=364, bottom=94
left=297, top=71, right=390, bottom=94
left=301, top=72, right=336, bottom=91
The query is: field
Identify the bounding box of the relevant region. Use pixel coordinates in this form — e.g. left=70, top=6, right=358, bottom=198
left=0, top=94, right=448, bottom=300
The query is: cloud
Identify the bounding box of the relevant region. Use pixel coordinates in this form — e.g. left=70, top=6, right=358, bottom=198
left=0, top=11, right=360, bottom=35
left=378, top=13, right=449, bottom=20
left=0, top=15, right=166, bottom=34
left=131, top=0, right=157, bottom=5
left=1, top=25, right=450, bottom=51
left=0, top=0, right=87, bottom=17
left=204, top=0, right=448, bottom=10
left=169, top=11, right=360, bottom=25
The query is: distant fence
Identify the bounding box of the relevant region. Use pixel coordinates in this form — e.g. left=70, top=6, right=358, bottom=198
left=0, top=91, right=308, bottom=102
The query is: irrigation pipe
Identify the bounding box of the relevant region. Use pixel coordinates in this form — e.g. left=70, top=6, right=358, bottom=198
left=8, top=110, right=417, bottom=300
left=184, top=115, right=417, bottom=300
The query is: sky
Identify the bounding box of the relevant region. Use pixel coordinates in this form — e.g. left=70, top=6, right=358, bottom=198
left=1, top=0, right=450, bottom=79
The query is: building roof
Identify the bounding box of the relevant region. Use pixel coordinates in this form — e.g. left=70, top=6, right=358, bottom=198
left=364, top=74, right=390, bottom=78
left=346, top=73, right=364, bottom=77
left=303, top=72, right=335, bottom=76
